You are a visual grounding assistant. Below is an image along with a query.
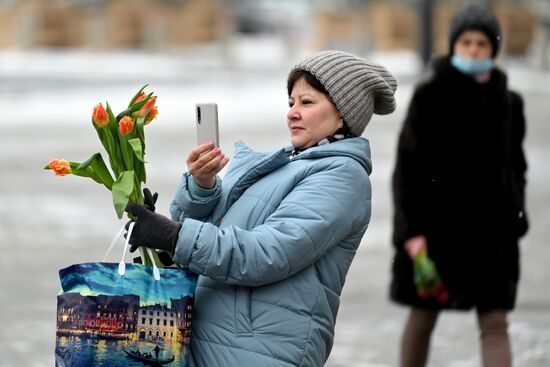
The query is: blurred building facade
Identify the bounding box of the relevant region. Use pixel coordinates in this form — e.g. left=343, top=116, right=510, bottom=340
left=0, top=0, right=230, bottom=49
left=0, top=0, right=541, bottom=57
left=313, top=0, right=536, bottom=56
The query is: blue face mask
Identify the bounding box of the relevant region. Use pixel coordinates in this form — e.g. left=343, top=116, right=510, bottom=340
left=451, top=55, right=494, bottom=75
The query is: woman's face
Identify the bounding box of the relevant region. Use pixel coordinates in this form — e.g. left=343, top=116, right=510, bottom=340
left=453, top=30, right=493, bottom=59
left=287, top=77, right=343, bottom=150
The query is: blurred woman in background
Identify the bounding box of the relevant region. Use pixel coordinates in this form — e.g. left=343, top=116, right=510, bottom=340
left=390, top=5, right=528, bottom=367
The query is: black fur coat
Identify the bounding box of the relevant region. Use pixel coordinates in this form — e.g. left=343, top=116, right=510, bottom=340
left=390, top=56, right=528, bottom=311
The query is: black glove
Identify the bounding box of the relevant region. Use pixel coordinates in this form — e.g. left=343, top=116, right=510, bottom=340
left=128, top=188, right=158, bottom=253
left=125, top=202, right=182, bottom=253
left=143, top=187, right=159, bottom=212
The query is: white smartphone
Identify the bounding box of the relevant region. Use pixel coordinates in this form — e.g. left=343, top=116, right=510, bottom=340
left=195, top=103, right=219, bottom=148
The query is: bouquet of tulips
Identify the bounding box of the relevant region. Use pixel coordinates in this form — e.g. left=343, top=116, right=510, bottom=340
left=413, top=250, right=449, bottom=305
left=45, top=85, right=159, bottom=264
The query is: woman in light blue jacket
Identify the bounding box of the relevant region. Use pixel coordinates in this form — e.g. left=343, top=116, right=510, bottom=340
left=126, top=50, right=397, bottom=367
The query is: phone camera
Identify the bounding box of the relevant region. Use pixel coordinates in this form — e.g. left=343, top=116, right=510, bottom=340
left=196, top=106, right=202, bottom=124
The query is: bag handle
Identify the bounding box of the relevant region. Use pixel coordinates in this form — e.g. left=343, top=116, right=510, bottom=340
left=102, top=226, right=126, bottom=262
left=102, top=223, right=161, bottom=281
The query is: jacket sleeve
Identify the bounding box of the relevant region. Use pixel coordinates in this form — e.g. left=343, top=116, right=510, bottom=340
left=509, top=91, right=529, bottom=237
left=169, top=172, right=222, bottom=222
left=392, top=87, right=430, bottom=248
left=172, top=159, right=371, bottom=287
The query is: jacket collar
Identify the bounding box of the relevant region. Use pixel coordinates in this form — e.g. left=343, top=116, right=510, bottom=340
left=234, top=137, right=372, bottom=174
left=288, top=137, right=372, bottom=174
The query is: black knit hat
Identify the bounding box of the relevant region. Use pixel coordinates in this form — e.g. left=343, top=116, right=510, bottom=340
left=449, top=4, right=502, bottom=58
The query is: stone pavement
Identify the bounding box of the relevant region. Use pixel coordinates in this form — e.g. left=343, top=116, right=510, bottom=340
left=0, top=47, right=549, bottom=367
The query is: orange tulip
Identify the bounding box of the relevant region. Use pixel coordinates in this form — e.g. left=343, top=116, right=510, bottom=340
left=145, top=106, right=158, bottom=124
left=134, top=91, right=146, bottom=104
left=119, top=116, right=134, bottom=136
left=134, top=96, right=156, bottom=118
left=92, top=103, right=109, bottom=128
left=49, top=159, right=71, bottom=176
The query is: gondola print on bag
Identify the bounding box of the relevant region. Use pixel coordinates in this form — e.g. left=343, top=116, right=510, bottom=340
left=55, top=225, right=198, bottom=367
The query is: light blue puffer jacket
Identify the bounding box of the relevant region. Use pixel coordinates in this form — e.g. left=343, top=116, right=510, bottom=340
left=170, top=137, right=372, bottom=367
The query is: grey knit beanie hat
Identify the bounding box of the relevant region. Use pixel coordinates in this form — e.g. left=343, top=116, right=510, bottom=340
left=289, top=50, right=397, bottom=137
left=449, top=4, right=502, bottom=58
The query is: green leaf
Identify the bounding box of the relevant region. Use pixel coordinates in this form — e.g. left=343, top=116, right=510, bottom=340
left=127, top=138, right=145, bottom=163
left=77, top=153, right=96, bottom=170
left=118, top=131, right=133, bottom=171
left=134, top=159, right=146, bottom=184
left=142, top=162, right=147, bottom=183
left=128, top=84, right=149, bottom=107
left=112, top=170, right=135, bottom=219
left=77, top=153, right=114, bottom=190
left=104, top=129, right=119, bottom=177
left=68, top=161, right=100, bottom=181
left=136, top=117, right=146, bottom=152
left=130, top=118, right=147, bottom=184
left=92, top=118, right=111, bottom=156
left=105, top=102, right=126, bottom=172
left=105, top=102, right=118, bottom=128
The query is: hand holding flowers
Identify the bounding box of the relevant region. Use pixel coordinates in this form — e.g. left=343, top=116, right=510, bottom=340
left=406, top=235, right=449, bottom=305
left=413, top=250, right=449, bottom=305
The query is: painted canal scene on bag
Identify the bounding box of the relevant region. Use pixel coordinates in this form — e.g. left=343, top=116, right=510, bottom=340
left=55, top=262, right=198, bottom=367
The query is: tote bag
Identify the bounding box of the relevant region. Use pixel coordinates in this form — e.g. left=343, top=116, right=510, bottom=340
left=55, top=223, right=198, bottom=367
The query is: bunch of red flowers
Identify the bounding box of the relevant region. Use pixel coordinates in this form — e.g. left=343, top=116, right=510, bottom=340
left=413, top=250, right=449, bottom=305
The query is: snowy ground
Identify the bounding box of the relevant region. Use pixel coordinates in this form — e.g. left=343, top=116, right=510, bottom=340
left=1, top=37, right=549, bottom=366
